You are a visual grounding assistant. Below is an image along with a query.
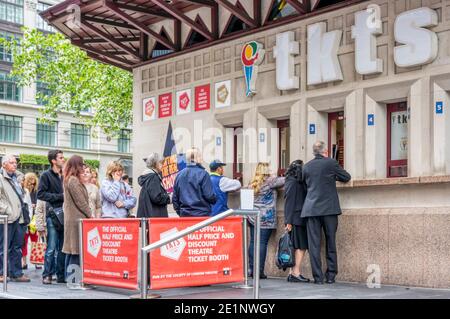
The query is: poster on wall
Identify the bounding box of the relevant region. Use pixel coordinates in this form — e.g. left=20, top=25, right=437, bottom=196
left=215, top=80, right=231, bottom=108
left=176, top=89, right=192, bottom=115
left=161, top=121, right=186, bottom=193
left=142, top=97, right=157, bottom=121
left=159, top=93, right=173, bottom=118
left=195, top=84, right=211, bottom=112
left=390, top=110, right=408, bottom=161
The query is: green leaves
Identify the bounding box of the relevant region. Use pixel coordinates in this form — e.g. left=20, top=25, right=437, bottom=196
left=0, top=28, right=133, bottom=136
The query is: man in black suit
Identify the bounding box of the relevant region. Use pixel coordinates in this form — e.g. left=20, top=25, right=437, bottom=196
left=302, top=141, right=351, bottom=284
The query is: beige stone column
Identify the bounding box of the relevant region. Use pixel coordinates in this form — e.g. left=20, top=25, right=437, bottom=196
left=290, top=99, right=305, bottom=162
left=344, top=89, right=365, bottom=179
left=432, top=82, right=450, bottom=175
left=242, top=107, right=258, bottom=185
left=306, top=103, right=328, bottom=162
left=408, top=77, right=432, bottom=177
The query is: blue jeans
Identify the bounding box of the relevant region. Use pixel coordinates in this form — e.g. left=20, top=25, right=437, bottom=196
left=248, top=224, right=273, bottom=276
left=0, top=220, right=24, bottom=278
left=42, top=217, right=65, bottom=280
left=65, top=254, right=80, bottom=282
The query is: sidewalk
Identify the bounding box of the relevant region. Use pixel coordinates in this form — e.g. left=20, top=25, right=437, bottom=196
left=0, top=267, right=449, bottom=299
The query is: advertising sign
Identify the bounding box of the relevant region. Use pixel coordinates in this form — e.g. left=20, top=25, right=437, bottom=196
left=159, top=93, right=173, bottom=118
left=195, top=84, right=211, bottom=112
left=142, top=97, right=157, bottom=121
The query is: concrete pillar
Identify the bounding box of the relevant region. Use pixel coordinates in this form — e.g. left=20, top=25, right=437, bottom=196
left=257, top=113, right=278, bottom=175
left=290, top=99, right=304, bottom=162
left=365, top=94, right=387, bottom=178
left=242, top=107, right=258, bottom=185
left=409, top=77, right=432, bottom=177
left=344, top=89, right=365, bottom=179
left=432, top=83, right=450, bottom=175
left=306, top=103, right=327, bottom=162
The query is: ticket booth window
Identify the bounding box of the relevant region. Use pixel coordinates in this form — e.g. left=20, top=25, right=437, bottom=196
left=328, top=112, right=345, bottom=167
left=387, top=102, right=408, bottom=178
left=233, top=127, right=243, bottom=181
left=278, top=120, right=290, bottom=176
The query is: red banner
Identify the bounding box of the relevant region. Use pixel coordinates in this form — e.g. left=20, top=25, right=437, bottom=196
left=82, top=219, right=140, bottom=290
left=149, top=217, right=244, bottom=289
left=195, top=84, right=211, bottom=112
left=159, top=93, right=173, bottom=118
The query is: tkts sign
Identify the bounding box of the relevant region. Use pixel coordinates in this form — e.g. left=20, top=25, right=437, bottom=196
left=242, top=6, right=440, bottom=94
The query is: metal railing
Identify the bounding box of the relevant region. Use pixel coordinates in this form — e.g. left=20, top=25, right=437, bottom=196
left=140, top=209, right=261, bottom=299
left=0, top=215, right=8, bottom=292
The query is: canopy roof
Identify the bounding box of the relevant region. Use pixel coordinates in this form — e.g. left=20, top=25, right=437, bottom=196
left=41, top=0, right=367, bottom=71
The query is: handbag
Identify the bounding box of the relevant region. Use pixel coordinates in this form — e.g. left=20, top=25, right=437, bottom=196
left=30, top=236, right=46, bottom=265
left=276, top=231, right=296, bottom=271
left=47, top=205, right=64, bottom=232
left=6, top=178, right=30, bottom=225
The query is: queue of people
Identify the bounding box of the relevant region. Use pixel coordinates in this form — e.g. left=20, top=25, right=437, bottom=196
left=0, top=139, right=349, bottom=287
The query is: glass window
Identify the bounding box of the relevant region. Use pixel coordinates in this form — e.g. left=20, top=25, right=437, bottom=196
left=278, top=120, right=290, bottom=176
left=0, top=0, right=24, bottom=25
left=233, top=127, right=243, bottom=180
left=151, top=29, right=173, bottom=58
left=387, top=102, right=408, bottom=178
left=328, top=111, right=345, bottom=167
left=118, top=129, right=131, bottom=153
left=36, top=2, right=55, bottom=32
left=71, top=123, right=90, bottom=150
left=0, top=31, right=20, bottom=63
left=36, top=120, right=57, bottom=146
left=0, top=114, right=21, bottom=143
left=0, top=71, right=21, bottom=102
left=36, top=77, right=52, bottom=105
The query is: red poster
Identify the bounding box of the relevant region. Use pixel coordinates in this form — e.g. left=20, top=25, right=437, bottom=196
left=149, top=217, right=244, bottom=289
left=159, top=93, right=173, bottom=118
left=195, top=84, right=211, bottom=112
left=82, top=219, right=140, bottom=290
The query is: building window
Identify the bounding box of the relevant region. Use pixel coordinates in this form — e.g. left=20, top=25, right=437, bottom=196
left=36, top=78, right=52, bottom=105
left=328, top=111, right=345, bottom=167
left=151, top=29, right=173, bottom=59
left=71, top=123, right=90, bottom=150
left=36, top=2, right=55, bottom=32
left=0, top=0, right=24, bottom=25
left=278, top=120, right=290, bottom=176
left=233, top=127, right=243, bottom=181
left=0, top=71, right=21, bottom=102
left=0, top=31, right=20, bottom=63
left=387, top=102, right=408, bottom=178
left=36, top=120, right=57, bottom=146
left=223, top=2, right=250, bottom=36
left=0, top=114, right=21, bottom=143
left=118, top=129, right=131, bottom=153
left=184, top=16, right=208, bottom=48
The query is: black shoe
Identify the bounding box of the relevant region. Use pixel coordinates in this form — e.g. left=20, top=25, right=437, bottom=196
left=22, top=264, right=28, bottom=270
left=287, top=274, right=311, bottom=283
left=56, top=278, right=66, bottom=284
left=326, top=278, right=336, bottom=284
left=260, top=273, right=267, bottom=279
left=314, top=280, right=324, bottom=285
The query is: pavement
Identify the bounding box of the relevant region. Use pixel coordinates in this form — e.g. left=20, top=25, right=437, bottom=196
left=0, top=267, right=449, bottom=299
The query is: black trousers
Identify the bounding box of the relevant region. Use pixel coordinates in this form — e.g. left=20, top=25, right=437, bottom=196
left=306, top=215, right=338, bottom=282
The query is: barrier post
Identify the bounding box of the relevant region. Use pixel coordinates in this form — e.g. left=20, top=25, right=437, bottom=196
left=140, top=218, right=147, bottom=299
left=253, top=212, right=261, bottom=299
left=1, top=216, right=7, bottom=292
left=233, top=216, right=252, bottom=289
left=79, top=219, right=84, bottom=287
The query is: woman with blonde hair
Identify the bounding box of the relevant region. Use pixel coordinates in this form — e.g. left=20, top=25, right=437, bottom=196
left=101, top=161, right=136, bottom=218
left=20, top=173, right=39, bottom=269
left=84, top=166, right=102, bottom=218
left=248, top=162, right=285, bottom=279
left=90, top=168, right=100, bottom=188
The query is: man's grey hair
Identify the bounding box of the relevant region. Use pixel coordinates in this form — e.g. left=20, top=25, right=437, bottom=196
left=186, top=147, right=202, bottom=164
left=313, top=141, right=327, bottom=156
left=1, top=154, right=17, bottom=166
left=145, top=152, right=161, bottom=169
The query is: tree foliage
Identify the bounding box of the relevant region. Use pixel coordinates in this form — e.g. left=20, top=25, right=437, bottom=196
left=0, top=28, right=133, bottom=136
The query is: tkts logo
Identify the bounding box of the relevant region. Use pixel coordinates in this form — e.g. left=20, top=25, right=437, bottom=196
left=87, top=227, right=101, bottom=258
left=179, top=92, right=190, bottom=110
left=145, top=99, right=155, bottom=117
left=159, top=228, right=186, bottom=261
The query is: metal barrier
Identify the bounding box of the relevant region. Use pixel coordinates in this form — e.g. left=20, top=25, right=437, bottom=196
left=140, top=209, right=261, bottom=299
left=0, top=215, right=7, bottom=292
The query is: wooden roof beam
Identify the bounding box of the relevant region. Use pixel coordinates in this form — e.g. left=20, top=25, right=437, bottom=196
left=216, top=0, right=257, bottom=28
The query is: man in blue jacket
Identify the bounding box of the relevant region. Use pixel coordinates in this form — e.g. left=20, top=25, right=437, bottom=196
left=209, top=160, right=241, bottom=216
left=172, top=148, right=216, bottom=217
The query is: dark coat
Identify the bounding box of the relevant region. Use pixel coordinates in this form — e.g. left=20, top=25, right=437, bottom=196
left=172, top=163, right=217, bottom=217
left=137, top=169, right=170, bottom=218
left=301, top=155, right=351, bottom=218
left=37, top=168, right=64, bottom=209
left=284, top=175, right=307, bottom=226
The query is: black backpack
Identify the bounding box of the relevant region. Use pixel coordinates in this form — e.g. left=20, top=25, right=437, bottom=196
left=276, top=232, right=296, bottom=271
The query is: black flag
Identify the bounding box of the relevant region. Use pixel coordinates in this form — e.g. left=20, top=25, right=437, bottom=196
left=163, top=121, right=176, bottom=157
